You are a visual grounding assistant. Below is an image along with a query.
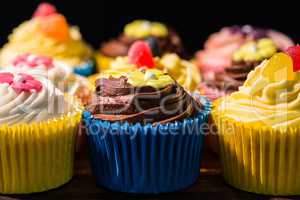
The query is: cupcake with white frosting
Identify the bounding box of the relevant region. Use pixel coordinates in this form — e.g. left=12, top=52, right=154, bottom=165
left=0, top=71, right=82, bottom=194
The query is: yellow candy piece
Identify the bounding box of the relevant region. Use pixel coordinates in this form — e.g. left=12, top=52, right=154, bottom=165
left=262, top=53, right=295, bottom=82
left=233, top=38, right=277, bottom=63
left=100, top=69, right=174, bottom=89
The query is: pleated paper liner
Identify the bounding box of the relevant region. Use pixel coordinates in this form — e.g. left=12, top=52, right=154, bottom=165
left=212, top=104, right=300, bottom=195
left=84, top=96, right=211, bottom=194
left=0, top=111, right=82, bottom=194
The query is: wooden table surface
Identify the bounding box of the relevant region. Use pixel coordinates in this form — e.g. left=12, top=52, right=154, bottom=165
left=1, top=150, right=299, bottom=200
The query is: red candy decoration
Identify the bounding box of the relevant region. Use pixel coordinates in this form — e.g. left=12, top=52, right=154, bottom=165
left=128, top=41, right=155, bottom=68
left=13, top=54, right=53, bottom=69
left=0, top=72, right=42, bottom=93
left=33, top=3, right=57, bottom=18
left=285, top=45, right=300, bottom=72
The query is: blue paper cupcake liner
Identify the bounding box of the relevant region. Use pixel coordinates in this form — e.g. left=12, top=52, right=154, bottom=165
left=84, top=96, right=211, bottom=194
left=73, top=60, right=95, bottom=76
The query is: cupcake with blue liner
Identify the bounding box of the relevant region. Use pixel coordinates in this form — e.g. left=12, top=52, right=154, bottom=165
left=0, top=3, right=95, bottom=76
left=84, top=41, right=210, bottom=193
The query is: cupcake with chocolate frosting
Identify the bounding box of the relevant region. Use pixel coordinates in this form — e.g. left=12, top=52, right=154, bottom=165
left=97, top=20, right=184, bottom=71
left=0, top=71, right=82, bottom=194
left=83, top=41, right=210, bottom=193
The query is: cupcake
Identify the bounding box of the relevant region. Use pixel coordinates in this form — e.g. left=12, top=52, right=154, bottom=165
left=196, top=25, right=294, bottom=101
left=0, top=3, right=95, bottom=76
left=83, top=41, right=210, bottom=193
left=97, top=20, right=184, bottom=71
left=1, top=53, right=93, bottom=105
left=0, top=71, right=82, bottom=194
left=212, top=46, right=300, bottom=195
left=92, top=41, right=200, bottom=93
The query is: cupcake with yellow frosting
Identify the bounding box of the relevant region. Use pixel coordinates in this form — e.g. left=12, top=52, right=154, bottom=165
left=92, top=42, right=200, bottom=93
left=97, top=20, right=184, bottom=71
left=0, top=71, right=82, bottom=194
left=0, top=3, right=95, bottom=76
left=212, top=46, right=300, bottom=195
left=2, top=53, right=93, bottom=105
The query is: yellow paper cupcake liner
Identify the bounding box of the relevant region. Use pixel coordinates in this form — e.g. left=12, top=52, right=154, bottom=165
left=0, top=111, right=81, bottom=194
left=95, top=53, right=114, bottom=73
left=212, top=107, right=300, bottom=195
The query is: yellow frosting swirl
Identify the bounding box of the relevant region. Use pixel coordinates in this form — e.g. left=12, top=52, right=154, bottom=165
left=90, top=54, right=201, bottom=92
left=0, top=19, right=93, bottom=67
left=233, top=38, right=277, bottom=63
left=124, top=20, right=168, bottom=39
left=101, top=69, right=174, bottom=89
left=216, top=53, right=300, bottom=129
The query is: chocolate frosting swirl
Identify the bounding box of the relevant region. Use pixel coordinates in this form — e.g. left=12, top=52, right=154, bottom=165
left=87, top=76, right=201, bottom=125
left=213, top=61, right=260, bottom=91
left=99, top=29, right=184, bottom=58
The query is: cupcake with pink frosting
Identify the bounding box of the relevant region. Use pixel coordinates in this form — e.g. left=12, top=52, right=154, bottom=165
left=196, top=25, right=294, bottom=101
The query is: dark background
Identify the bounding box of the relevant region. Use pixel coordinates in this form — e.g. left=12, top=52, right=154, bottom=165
left=1, top=0, right=299, bottom=54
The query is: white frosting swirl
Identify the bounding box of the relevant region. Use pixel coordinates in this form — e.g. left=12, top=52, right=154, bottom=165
left=2, top=56, right=86, bottom=96
left=0, top=72, right=74, bottom=125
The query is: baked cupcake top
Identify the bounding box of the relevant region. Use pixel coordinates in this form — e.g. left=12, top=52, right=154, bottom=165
left=94, top=41, right=200, bottom=92
left=0, top=3, right=93, bottom=67
left=215, top=46, right=300, bottom=128
left=0, top=71, right=78, bottom=125
left=87, top=68, right=202, bottom=125
left=99, top=20, right=183, bottom=58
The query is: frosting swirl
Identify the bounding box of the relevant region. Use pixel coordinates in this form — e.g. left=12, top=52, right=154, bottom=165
left=0, top=72, right=75, bottom=125
left=87, top=69, right=202, bottom=124
left=215, top=53, right=300, bottom=128
left=210, top=39, right=278, bottom=92
left=1, top=54, right=92, bottom=104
